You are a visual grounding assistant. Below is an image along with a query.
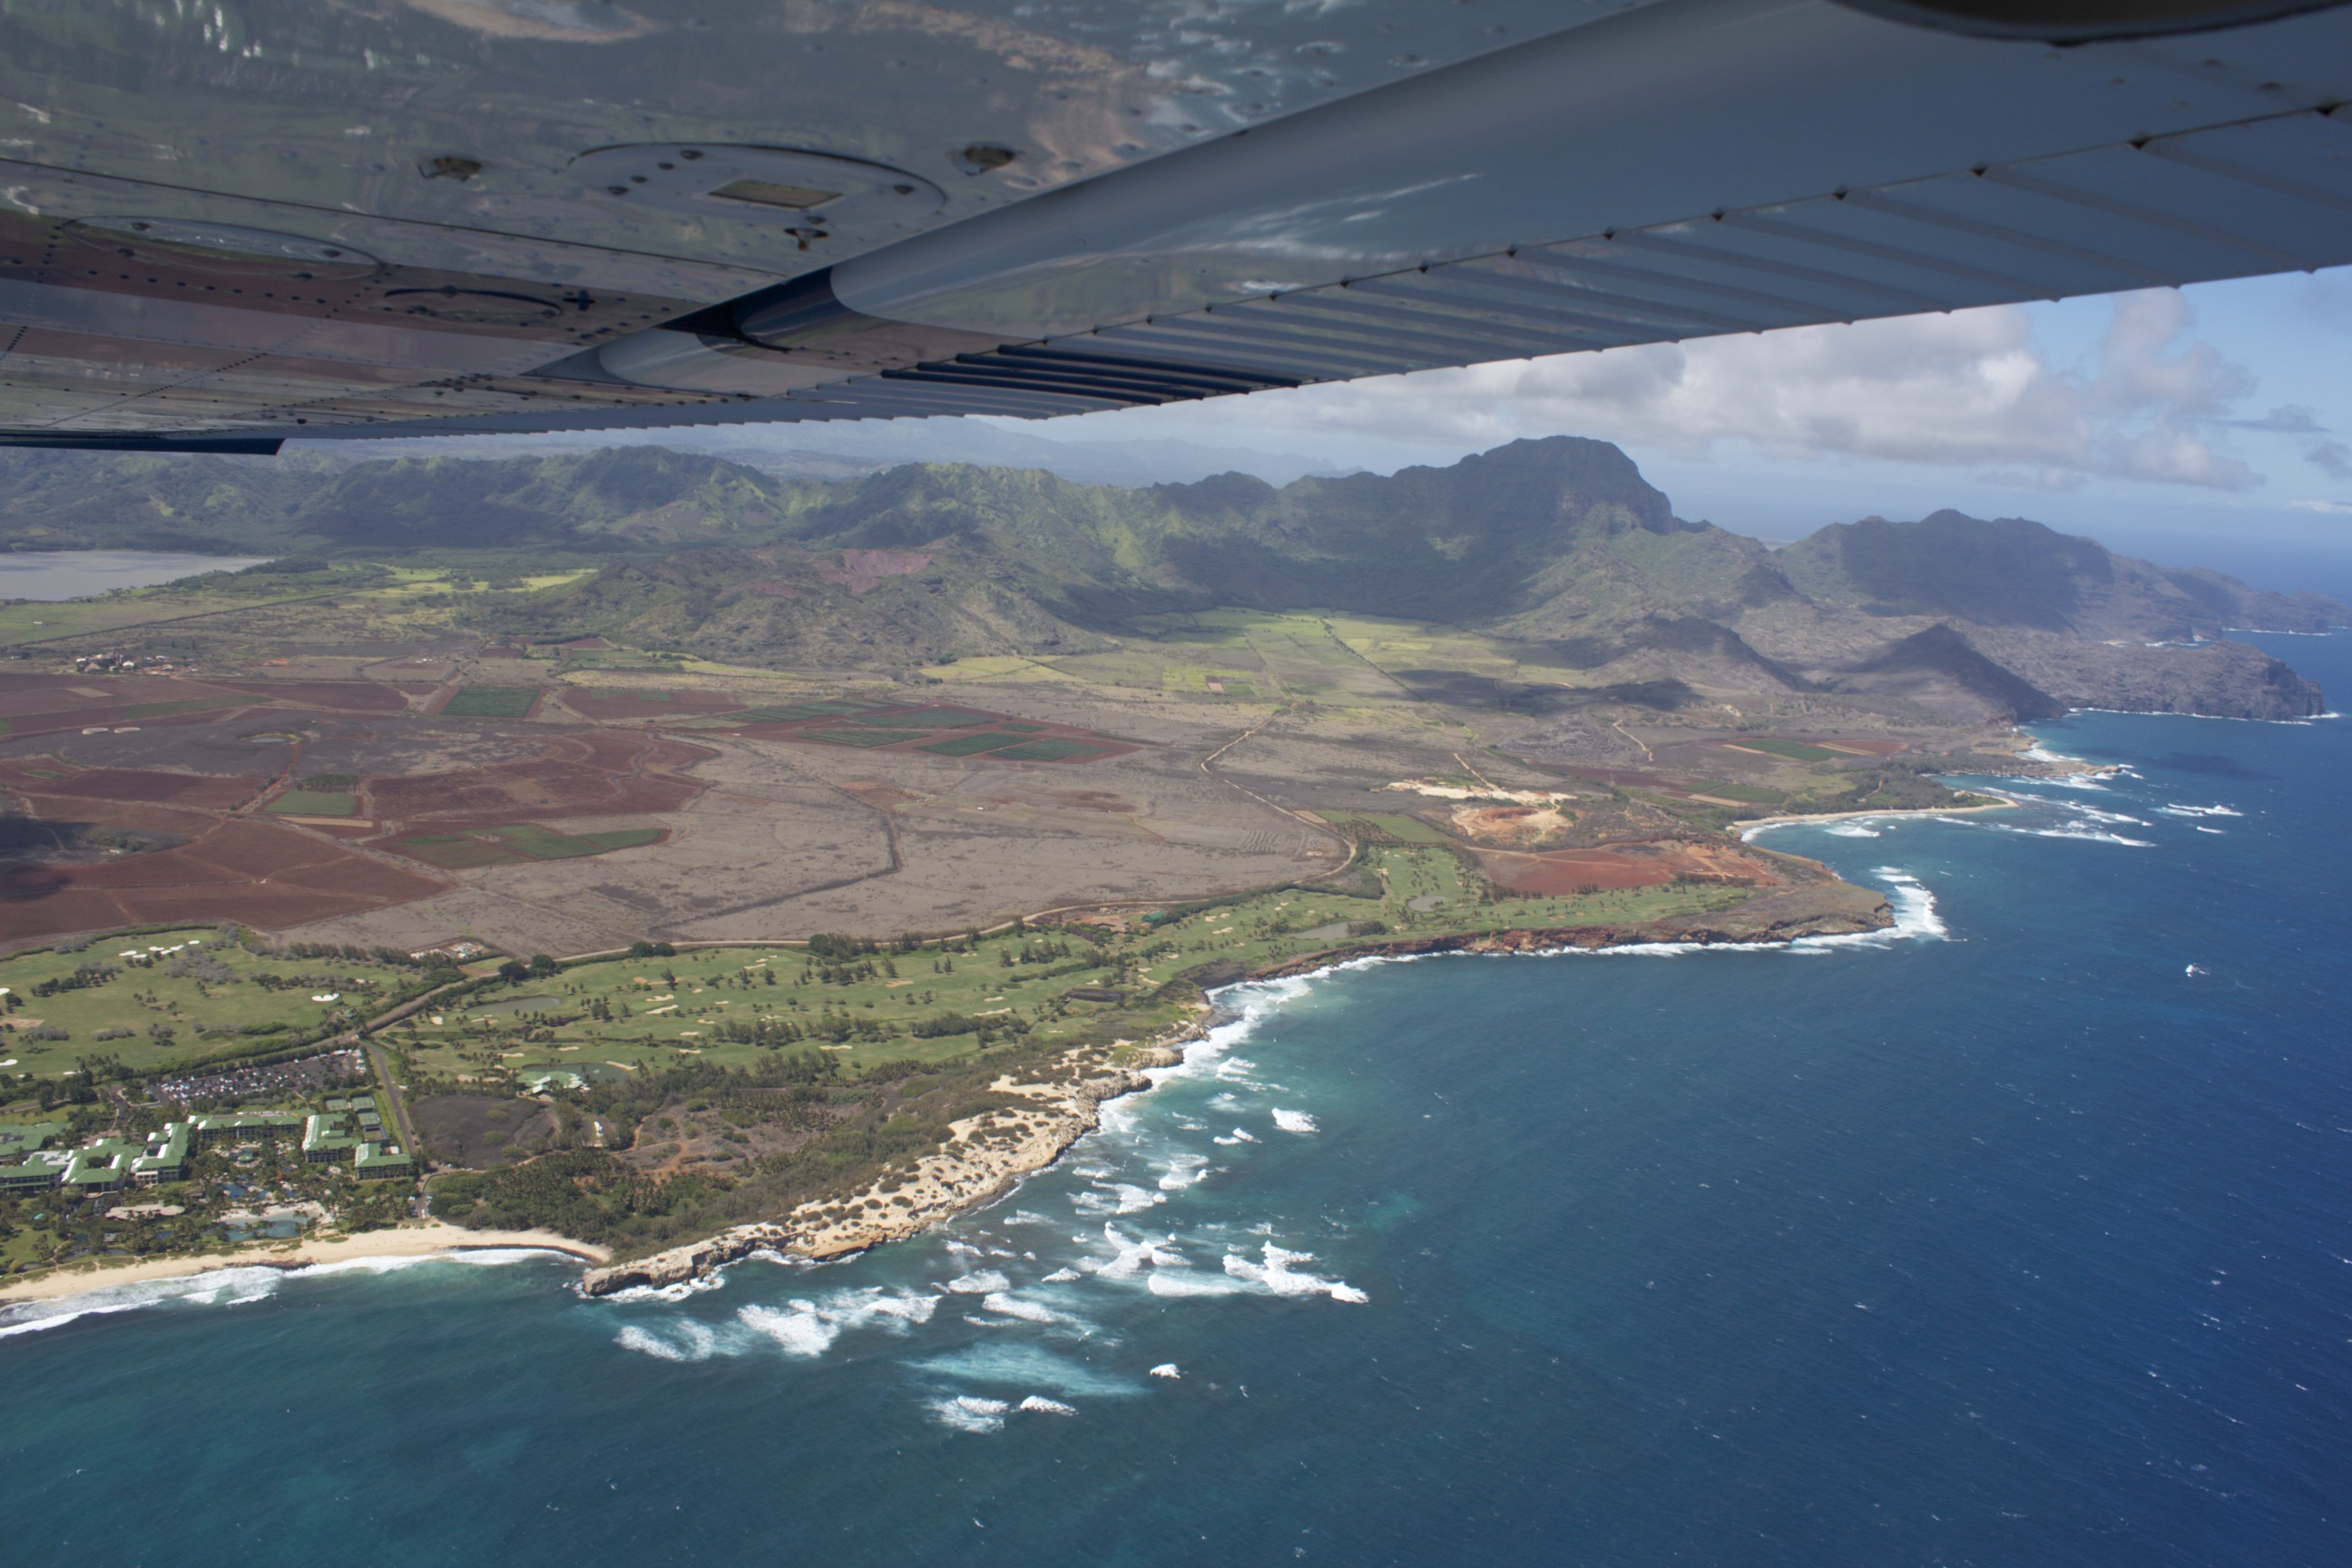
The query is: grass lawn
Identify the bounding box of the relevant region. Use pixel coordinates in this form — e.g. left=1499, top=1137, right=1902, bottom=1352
left=0, top=927, right=430, bottom=1080
left=267, top=789, right=359, bottom=817
left=388, top=847, right=1748, bottom=1090
left=440, top=686, right=539, bottom=718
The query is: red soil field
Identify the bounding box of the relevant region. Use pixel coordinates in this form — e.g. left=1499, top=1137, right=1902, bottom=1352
left=363, top=730, right=711, bottom=825
left=12, top=767, right=269, bottom=810
left=0, top=806, right=447, bottom=945
left=1475, top=848, right=1676, bottom=895
left=209, top=680, right=411, bottom=711
left=1481, top=839, right=1797, bottom=897
left=562, top=689, right=744, bottom=721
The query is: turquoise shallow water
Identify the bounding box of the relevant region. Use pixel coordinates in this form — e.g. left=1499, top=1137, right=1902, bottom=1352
left=3, top=632, right=2347, bottom=1567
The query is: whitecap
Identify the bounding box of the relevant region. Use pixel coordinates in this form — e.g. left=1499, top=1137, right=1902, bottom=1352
left=914, top=1342, right=1139, bottom=1396
left=1145, top=1269, right=1247, bottom=1298
left=1822, top=824, right=1882, bottom=838
left=1155, top=1154, right=1211, bottom=1191
left=1019, top=1395, right=1079, bottom=1416
left=1150, top=1363, right=1181, bottom=1379
left=928, top=1395, right=1011, bottom=1434
left=1042, top=1267, right=1082, bottom=1283
left=978, top=1292, right=1061, bottom=1324
left=1222, top=1242, right=1369, bottom=1304
left=1790, top=868, right=1948, bottom=951
left=2159, top=803, right=2241, bottom=818
left=1071, top=1183, right=1164, bottom=1215
left=615, top=1319, right=722, bottom=1362
left=601, top=1269, right=730, bottom=1304
left=737, top=1300, right=840, bottom=1357
left=943, top=1269, right=1011, bottom=1295
left=1089, top=1224, right=1187, bottom=1281
left=1271, top=1108, right=1319, bottom=1134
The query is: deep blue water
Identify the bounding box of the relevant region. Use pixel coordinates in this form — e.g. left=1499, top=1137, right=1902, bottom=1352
left=4, top=635, right=2348, bottom=1568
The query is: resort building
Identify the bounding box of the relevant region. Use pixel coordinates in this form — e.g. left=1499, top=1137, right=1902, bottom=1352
left=352, top=1143, right=414, bottom=1179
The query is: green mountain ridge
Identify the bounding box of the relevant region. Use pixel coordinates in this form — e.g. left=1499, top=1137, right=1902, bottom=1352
left=0, top=437, right=2339, bottom=720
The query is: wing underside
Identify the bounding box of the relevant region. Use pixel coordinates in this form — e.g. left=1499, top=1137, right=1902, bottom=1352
left=0, top=0, right=2347, bottom=451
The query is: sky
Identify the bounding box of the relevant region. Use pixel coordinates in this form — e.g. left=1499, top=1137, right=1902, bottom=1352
left=1016, top=266, right=2352, bottom=600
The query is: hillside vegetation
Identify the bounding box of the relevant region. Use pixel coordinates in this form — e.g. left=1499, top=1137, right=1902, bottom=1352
left=1, top=437, right=2338, bottom=720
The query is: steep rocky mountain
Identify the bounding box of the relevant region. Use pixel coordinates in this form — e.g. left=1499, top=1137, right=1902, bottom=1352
left=1, top=437, right=2339, bottom=720
left=1778, top=511, right=2342, bottom=638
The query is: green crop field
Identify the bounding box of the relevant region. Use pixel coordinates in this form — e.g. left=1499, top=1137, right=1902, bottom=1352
left=1727, top=738, right=1838, bottom=762
left=732, top=703, right=850, bottom=723
left=388, top=824, right=661, bottom=868
left=919, top=731, right=1030, bottom=757
left=802, top=728, right=911, bottom=748
left=991, top=739, right=1102, bottom=762
left=389, top=835, right=517, bottom=869
left=267, top=789, right=359, bottom=817
left=1341, top=812, right=1453, bottom=845
left=0, top=927, right=436, bottom=1083
left=440, top=686, right=539, bottom=718
left=845, top=710, right=950, bottom=728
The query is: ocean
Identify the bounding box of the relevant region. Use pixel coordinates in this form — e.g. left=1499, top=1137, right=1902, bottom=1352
left=2, top=632, right=2346, bottom=1567
left=0, top=550, right=271, bottom=600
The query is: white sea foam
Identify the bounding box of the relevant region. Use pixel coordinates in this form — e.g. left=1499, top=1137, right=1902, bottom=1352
left=1019, top=1395, right=1079, bottom=1416
left=1822, top=824, right=1882, bottom=838
left=2196, top=825, right=2225, bottom=834
left=1042, top=1267, right=1082, bottom=1283
left=929, top=1396, right=1011, bottom=1433
left=944, top=1269, right=1012, bottom=1294
left=738, top=1299, right=843, bottom=1357
left=2158, top=803, right=2242, bottom=818
left=1151, top=1363, right=1182, bottom=1379
left=601, top=1269, right=730, bottom=1304
left=0, top=1264, right=291, bottom=1338
left=1087, top=1224, right=1187, bottom=1282
left=1222, top=1241, right=1368, bottom=1304
left=915, top=1342, right=1140, bottom=1396
left=978, top=1292, right=1062, bottom=1324
left=1270, top=1108, right=1320, bottom=1134
left=615, top=1319, right=723, bottom=1362
left=1145, top=1269, right=1247, bottom=1298
left=1071, top=1182, right=1164, bottom=1215
left=1156, top=1153, right=1211, bottom=1191
left=1212, top=1125, right=1260, bottom=1145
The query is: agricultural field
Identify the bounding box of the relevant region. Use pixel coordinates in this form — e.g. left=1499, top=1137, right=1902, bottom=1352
left=438, top=686, right=540, bottom=718
left=384, top=824, right=662, bottom=869
left=0, top=926, right=436, bottom=1081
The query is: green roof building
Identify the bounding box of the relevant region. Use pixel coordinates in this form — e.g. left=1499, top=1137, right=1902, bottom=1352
left=352, top=1142, right=414, bottom=1180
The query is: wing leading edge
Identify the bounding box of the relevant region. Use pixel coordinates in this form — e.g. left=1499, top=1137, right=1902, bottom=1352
left=1, top=0, right=2348, bottom=449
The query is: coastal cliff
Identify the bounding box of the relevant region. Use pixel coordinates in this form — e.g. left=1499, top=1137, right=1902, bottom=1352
left=576, top=884, right=1890, bottom=1297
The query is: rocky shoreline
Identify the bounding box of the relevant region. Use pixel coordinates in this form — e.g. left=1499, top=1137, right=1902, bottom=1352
left=575, top=890, right=1892, bottom=1297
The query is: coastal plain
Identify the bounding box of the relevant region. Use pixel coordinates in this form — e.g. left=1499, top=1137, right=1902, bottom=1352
left=0, top=436, right=2337, bottom=1292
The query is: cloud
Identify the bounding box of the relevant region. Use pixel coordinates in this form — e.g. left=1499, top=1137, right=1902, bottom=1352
left=2224, top=404, right=2324, bottom=433
left=1104, top=289, right=2269, bottom=490
left=2288, top=498, right=2352, bottom=515
left=2303, top=439, right=2352, bottom=481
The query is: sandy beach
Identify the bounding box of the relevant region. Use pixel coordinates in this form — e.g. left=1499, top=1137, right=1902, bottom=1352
left=0, top=1223, right=609, bottom=1304
left=1736, top=793, right=2015, bottom=836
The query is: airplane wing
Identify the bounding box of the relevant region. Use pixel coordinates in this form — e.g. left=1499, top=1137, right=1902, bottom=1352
left=0, top=0, right=2347, bottom=452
